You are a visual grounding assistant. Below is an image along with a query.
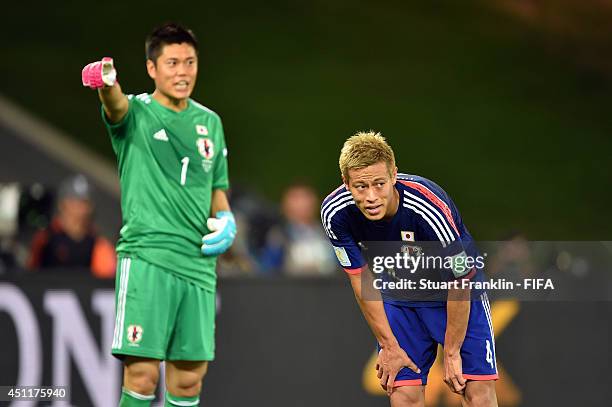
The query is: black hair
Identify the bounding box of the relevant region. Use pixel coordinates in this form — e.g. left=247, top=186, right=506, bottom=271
left=145, top=22, right=198, bottom=63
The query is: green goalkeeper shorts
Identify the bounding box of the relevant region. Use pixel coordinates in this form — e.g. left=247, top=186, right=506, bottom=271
left=111, top=256, right=216, bottom=361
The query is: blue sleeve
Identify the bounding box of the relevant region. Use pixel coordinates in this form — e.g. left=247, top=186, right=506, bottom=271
left=321, top=200, right=365, bottom=274
left=327, top=217, right=365, bottom=274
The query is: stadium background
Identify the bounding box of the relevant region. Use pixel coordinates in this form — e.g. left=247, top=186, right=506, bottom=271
left=1, top=0, right=611, bottom=406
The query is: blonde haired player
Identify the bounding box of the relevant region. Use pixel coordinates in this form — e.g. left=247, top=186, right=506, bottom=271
left=82, top=23, right=235, bottom=406
left=322, top=131, right=498, bottom=406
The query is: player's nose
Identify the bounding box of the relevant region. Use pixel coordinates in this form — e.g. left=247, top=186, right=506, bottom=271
left=176, top=61, right=188, bottom=75
left=365, top=188, right=377, bottom=202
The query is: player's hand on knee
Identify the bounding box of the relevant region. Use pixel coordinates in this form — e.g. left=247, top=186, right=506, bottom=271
left=378, top=344, right=420, bottom=396
left=443, top=352, right=466, bottom=394
left=82, top=57, right=117, bottom=89
left=201, top=211, right=236, bottom=256
left=376, top=351, right=383, bottom=379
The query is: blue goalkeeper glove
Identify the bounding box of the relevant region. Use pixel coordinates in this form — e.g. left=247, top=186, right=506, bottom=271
left=201, top=211, right=236, bottom=256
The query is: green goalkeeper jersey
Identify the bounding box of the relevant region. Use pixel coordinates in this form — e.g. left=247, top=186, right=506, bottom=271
left=102, top=93, right=229, bottom=291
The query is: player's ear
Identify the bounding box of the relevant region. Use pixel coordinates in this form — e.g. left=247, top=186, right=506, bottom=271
left=146, top=59, right=156, bottom=80
left=391, top=166, right=398, bottom=184
left=342, top=175, right=349, bottom=189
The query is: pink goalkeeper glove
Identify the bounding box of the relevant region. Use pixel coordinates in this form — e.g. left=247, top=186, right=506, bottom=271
left=81, top=57, right=117, bottom=89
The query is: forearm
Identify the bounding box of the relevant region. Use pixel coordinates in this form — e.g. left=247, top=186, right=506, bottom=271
left=210, top=189, right=231, bottom=216
left=349, top=272, right=398, bottom=348
left=98, top=83, right=128, bottom=123
left=444, top=287, right=470, bottom=355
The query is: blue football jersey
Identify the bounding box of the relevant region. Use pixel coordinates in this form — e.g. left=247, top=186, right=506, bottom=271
left=321, top=173, right=483, bottom=305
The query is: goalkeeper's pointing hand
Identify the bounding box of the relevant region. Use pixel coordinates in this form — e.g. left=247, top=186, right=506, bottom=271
left=201, top=211, right=237, bottom=256
left=82, top=57, right=117, bottom=89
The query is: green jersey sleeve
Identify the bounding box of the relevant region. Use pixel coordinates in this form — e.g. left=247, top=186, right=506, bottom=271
left=212, top=117, right=230, bottom=190
left=100, top=95, right=136, bottom=139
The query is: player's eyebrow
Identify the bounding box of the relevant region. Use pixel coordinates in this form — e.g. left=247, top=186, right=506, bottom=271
left=171, top=56, right=197, bottom=62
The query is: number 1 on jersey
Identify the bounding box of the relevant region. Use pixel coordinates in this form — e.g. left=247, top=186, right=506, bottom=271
left=180, top=157, right=190, bottom=186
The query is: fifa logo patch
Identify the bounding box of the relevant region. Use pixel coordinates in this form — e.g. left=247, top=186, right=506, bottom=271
left=333, top=246, right=351, bottom=267
left=126, top=325, right=143, bottom=346
left=196, top=124, right=209, bottom=135
left=202, top=160, right=213, bottom=172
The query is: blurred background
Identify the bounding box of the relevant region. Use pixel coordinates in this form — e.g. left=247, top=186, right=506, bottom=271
left=0, top=0, right=611, bottom=406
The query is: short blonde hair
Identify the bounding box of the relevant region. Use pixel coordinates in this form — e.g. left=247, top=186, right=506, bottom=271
left=339, top=131, right=396, bottom=181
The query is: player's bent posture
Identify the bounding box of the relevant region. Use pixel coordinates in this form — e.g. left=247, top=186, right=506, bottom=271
left=82, top=23, right=236, bottom=406
left=322, top=132, right=498, bottom=407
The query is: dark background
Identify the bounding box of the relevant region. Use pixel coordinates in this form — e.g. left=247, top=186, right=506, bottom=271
left=1, top=0, right=611, bottom=239
left=1, top=1, right=612, bottom=405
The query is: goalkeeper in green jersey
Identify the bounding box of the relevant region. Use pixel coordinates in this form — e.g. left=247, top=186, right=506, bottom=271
left=82, top=23, right=236, bottom=407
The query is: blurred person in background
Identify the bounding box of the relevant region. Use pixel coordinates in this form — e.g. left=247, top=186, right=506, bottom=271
left=487, top=231, right=536, bottom=281
left=0, top=183, right=21, bottom=275
left=28, top=174, right=116, bottom=278
left=216, top=211, right=259, bottom=276
left=260, top=182, right=337, bottom=276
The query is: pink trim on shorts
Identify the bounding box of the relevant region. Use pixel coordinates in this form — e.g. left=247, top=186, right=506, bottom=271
left=393, top=379, right=423, bottom=387
left=463, top=374, right=498, bottom=380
